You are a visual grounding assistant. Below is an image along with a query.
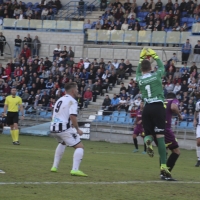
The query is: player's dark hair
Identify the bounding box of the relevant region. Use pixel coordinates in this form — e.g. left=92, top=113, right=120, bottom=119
left=141, top=60, right=151, bottom=72
left=64, top=82, right=77, bottom=92
left=166, top=92, right=176, bottom=99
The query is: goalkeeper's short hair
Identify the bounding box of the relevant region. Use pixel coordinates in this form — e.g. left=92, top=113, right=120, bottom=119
left=141, top=59, right=151, bottom=73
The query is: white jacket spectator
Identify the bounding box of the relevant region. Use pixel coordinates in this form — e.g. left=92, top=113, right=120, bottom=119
left=173, top=83, right=181, bottom=94
left=84, top=58, right=90, bottom=69
left=134, top=97, right=141, bottom=107
left=165, top=81, right=174, bottom=92
left=41, top=8, right=49, bottom=16
left=84, top=19, right=92, bottom=29
left=26, top=8, right=33, bottom=16
left=112, top=59, right=119, bottom=69
left=121, top=21, right=128, bottom=31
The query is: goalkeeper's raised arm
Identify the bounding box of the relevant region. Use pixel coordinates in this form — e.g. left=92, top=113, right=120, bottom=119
left=136, top=48, right=147, bottom=80
left=146, top=48, right=165, bottom=76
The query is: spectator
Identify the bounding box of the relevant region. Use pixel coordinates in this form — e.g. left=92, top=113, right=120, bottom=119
left=41, top=8, right=49, bottom=20
left=84, top=58, right=90, bottom=70
left=155, top=0, right=163, bottom=11
left=95, top=21, right=102, bottom=30
left=77, top=0, right=85, bottom=16
left=76, top=93, right=83, bottom=109
left=173, top=82, right=181, bottom=94
left=20, top=44, right=31, bottom=59
left=26, top=7, right=33, bottom=17
left=0, top=32, right=6, bottom=57
left=109, top=93, right=119, bottom=111
left=47, top=8, right=54, bottom=20
left=26, top=34, right=32, bottom=50
left=67, top=46, right=74, bottom=58
left=53, top=44, right=61, bottom=60
left=46, top=79, right=54, bottom=89
left=141, top=0, right=149, bottom=11
left=147, top=0, right=155, bottom=11
left=190, top=62, right=197, bottom=74
left=92, top=81, right=101, bottom=102
left=112, top=59, right=119, bottom=69
left=179, top=0, right=186, bottom=12
left=83, top=87, right=92, bottom=108
left=116, top=65, right=125, bottom=80
left=14, top=35, right=22, bottom=58
left=84, top=19, right=92, bottom=32
left=102, top=94, right=111, bottom=110
left=180, top=62, right=189, bottom=74
left=32, top=36, right=41, bottom=58
left=181, top=39, right=192, bottom=64
left=180, top=22, right=188, bottom=31
left=121, top=20, right=128, bottom=30
left=165, top=0, right=173, bottom=12
left=39, top=0, right=47, bottom=8
left=193, top=40, right=200, bottom=63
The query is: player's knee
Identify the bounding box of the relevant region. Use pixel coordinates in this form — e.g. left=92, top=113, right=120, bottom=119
left=197, top=139, right=200, bottom=146
left=172, top=148, right=180, bottom=155
left=133, top=134, right=136, bottom=139
left=74, top=142, right=84, bottom=149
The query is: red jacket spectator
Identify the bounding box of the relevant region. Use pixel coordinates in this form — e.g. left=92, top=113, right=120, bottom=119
left=3, top=84, right=10, bottom=95
left=37, top=65, right=45, bottom=73
left=83, top=90, right=93, bottom=99
left=130, top=107, right=137, bottom=118
left=14, top=67, right=23, bottom=77
left=77, top=59, right=84, bottom=69
left=20, top=46, right=31, bottom=59
left=5, top=65, right=11, bottom=76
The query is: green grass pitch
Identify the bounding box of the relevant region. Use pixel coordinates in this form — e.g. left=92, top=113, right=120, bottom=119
left=0, top=134, right=199, bottom=200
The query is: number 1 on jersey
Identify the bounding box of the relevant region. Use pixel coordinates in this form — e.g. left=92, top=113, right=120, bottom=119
left=145, top=85, right=152, bottom=98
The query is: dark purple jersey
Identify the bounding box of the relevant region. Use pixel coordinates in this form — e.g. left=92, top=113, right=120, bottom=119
left=165, top=99, right=179, bottom=129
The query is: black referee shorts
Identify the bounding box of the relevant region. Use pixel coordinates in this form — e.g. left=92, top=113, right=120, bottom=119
left=6, top=112, right=19, bottom=126
left=142, top=102, right=166, bottom=136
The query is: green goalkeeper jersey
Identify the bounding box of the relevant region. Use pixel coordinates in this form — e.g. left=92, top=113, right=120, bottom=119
left=136, top=58, right=165, bottom=104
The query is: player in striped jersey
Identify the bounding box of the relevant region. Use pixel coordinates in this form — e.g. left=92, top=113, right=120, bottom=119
left=50, top=82, right=87, bottom=177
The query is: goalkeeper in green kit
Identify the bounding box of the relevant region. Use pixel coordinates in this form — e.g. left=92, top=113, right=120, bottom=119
left=136, top=48, right=173, bottom=180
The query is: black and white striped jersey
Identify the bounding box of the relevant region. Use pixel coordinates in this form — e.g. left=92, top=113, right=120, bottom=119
left=50, top=94, right=78, bottom=132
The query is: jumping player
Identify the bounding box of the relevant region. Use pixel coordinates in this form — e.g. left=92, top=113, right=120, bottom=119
left=161, top=92, right=182, bottom=180
left=133, top=101, right=146, bottom=154
left=136, top=48, right=171, bottom=179
left=193, top=92, right=200, bottom=167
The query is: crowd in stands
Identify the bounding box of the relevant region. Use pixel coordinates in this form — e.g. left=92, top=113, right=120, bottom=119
left=0, top=0, right=62, bottom=21
left=0, top=35, right=198, bottom=122
left=84, top=0, right=200, bottom=33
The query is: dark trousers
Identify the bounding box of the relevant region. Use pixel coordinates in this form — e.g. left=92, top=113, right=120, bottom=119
left=182, top=53, right=190, bottom=64
left=93, top=91, right=100, bottom=102
left=0, top=45, right=4, bottom=56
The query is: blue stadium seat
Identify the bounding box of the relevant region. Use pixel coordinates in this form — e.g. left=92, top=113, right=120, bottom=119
left=112, top=111, right=119, bottom=117
left=124, top=117, right=133, bottom=124
left=187, top=122, right=194, bottom=129
left=178, top=121, right=187, bottom=129
left=0, top=107, right=3, bottom=113
left=117, top=117, right=125, bottom=123
left=44, top=112, right=52, bottom=118
left=94, top=115, right=103, bottom=122
left=110, top=116, right=118, bottom=123
left=119, top=112, right=126, bottom=117
left=188, top=18, right=194, bottom=23
left=181, top=17, right=188, bottom=24
left=102, top=116, right=110, bottom=122
left=40, top=111, right=47, bottom=117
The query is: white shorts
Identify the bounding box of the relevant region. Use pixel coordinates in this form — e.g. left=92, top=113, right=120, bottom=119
left=196, top=125, right=200, bottom=139
left=54, top=128, right=81, bottom=147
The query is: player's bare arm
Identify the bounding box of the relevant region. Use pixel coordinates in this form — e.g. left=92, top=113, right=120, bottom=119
left=3, top=104, right=7, bottom=117
left=70, top=114, right=83, bottom=136
left=171, top=103, right=183, bottom=121
left=194, top=111, right=198, bottom=127
left=19, top=104, right=24, bottom=120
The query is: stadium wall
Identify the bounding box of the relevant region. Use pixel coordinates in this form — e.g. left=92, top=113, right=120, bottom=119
left=2, top=30, right=84, bottom=60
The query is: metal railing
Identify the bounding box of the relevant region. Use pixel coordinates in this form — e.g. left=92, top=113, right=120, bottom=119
left=58, top=0, right=99, bottom=20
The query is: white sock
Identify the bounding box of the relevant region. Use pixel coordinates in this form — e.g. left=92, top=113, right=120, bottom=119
left=52, top=143, right=66, bottom=168
left=72, top=148, right=84, bottom=171
left=196, top=146, right=200, bottom=161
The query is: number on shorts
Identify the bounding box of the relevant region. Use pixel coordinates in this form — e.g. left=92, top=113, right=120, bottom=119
left=145, top=85, right=152, bottom=98
left=55, top=101, right=62, bottom=113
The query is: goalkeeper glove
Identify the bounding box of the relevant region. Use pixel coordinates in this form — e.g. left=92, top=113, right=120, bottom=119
left=139, top=48, right=147, bottom=63
left=146, top=48, right=159, bottom=60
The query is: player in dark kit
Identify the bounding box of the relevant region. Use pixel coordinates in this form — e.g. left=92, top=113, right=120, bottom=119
left=136, top=48, right=171, bottom=179
left=161, top=92, right=182, bottom=180
left=133, top=101, right=146, bottom=154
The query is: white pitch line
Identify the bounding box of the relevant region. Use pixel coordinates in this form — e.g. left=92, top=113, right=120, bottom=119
left=0, top=181, right=200, bottom=185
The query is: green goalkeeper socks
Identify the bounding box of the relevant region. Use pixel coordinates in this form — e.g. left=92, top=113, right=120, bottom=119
left=157, top=137, right=167, bottom=164
left=144, top=135, right=153, bottom=144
